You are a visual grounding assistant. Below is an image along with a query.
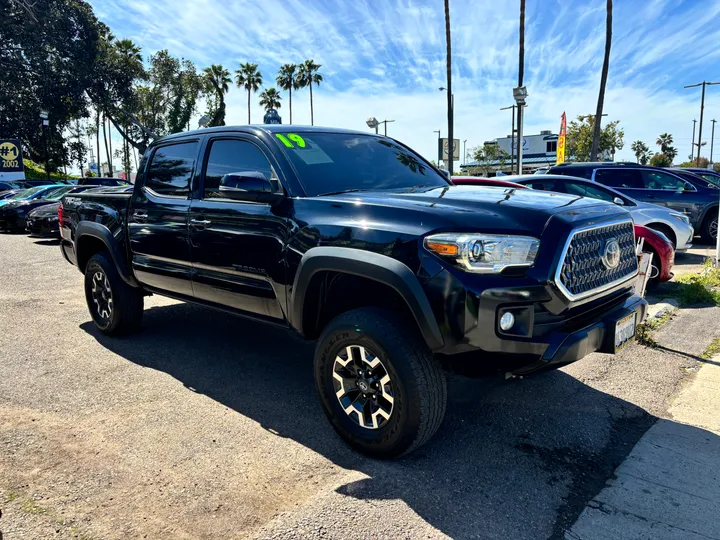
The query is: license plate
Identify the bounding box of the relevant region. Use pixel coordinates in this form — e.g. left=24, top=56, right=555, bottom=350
left=615, top=313, right=636, bottom=350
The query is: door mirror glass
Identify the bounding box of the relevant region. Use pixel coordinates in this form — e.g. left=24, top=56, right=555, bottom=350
left=613, top=196, right=624, bottom=206
left=682, top=182, right=696, bottom=192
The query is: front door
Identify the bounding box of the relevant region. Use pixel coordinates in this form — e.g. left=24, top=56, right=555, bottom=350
left=128, top=140, right=200, bottom=297
left=189, top=136, right=289, bottom=320
left=637, top=169, right=702, bottom=224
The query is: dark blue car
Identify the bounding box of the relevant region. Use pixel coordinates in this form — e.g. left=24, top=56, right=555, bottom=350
left=549, top=162, right=719, bottom=242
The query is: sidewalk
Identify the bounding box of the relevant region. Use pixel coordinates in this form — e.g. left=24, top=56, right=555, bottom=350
left=566, top=355, right=720, bottom=540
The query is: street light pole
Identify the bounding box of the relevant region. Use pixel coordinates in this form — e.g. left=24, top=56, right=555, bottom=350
left=501, top=105, right=516, bottom=173
left=439, top=88, right=455, bottom=171
left=685, top=81, right=720, bottom=165
left=711, top=119, right=717, bottom=164
left=463, top=139, right=467, bottom=165
left=434, top=130, right=441, bottom=165
left=691, top=119, right=697, bottom=160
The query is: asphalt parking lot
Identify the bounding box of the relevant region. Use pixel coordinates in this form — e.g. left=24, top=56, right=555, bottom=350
left=1, top=233, right=719, bottom=540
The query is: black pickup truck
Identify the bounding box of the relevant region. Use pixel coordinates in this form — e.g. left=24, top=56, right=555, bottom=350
left=60, top=126, right=647, bottom=458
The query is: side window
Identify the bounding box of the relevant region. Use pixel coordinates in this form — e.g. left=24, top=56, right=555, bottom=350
left=146, top=142, right=198, bottom=197
left=565, top=181, right=614, bottom=202
left=526, top=180, right=556, bottom=191
left=203, top=139, right=276, bottom=200
left=640, top=170, right=686, bottom=190
left=595, top=169, right=641, bottom=189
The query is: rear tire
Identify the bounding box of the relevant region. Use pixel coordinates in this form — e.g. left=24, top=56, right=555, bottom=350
left=84, top=252, right=143, bottom=335
left=702, top=213, right=718, bottom=244
left=314, top=307, right=446, bottom=459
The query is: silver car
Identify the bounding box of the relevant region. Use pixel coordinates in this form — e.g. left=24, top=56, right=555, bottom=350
left=512, top=174, right=694, bottom=251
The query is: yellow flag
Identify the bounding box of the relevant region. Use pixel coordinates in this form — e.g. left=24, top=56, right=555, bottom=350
left=556, top=113, right=566, bottom=164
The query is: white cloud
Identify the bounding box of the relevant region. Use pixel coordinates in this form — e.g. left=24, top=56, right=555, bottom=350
left=85, top=0, right=720, bottom=174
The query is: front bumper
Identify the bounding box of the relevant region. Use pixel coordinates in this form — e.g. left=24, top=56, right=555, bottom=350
left=26, top=217, right=59, bottom=236
left=0, top=214, right=26, bottom=231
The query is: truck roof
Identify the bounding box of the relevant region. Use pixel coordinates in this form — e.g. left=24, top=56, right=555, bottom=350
left=158, top=125, right=372, bottom=143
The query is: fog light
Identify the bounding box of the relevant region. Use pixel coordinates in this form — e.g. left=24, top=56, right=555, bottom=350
left=499, top=312, right=515, bottom=331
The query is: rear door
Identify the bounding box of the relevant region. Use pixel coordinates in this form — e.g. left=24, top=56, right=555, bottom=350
left=128, top=139, right=200, bottom=296
left=637, top=169, right=702, bottom=223
left=188, top=135, right=289, bottom=320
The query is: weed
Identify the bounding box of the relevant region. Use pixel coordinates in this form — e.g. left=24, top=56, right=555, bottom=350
left=660, top=265, right=720, bottom=307
left=701, top=338, right=720, bottom=360
left=20, top=497, right=47, bottom=515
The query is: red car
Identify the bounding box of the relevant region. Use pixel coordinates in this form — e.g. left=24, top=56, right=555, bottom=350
left=452, top=176, right=530, bottom=189
left=635, top=224, right=674, bottom=285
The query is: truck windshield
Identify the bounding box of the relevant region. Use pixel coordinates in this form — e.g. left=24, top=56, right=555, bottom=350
left=276, top=133, right=449, bottom=196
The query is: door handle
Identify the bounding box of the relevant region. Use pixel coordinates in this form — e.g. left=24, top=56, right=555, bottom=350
left=132, top=211, right=148, bottom=223
left=190, top=218, right=211, bottom=229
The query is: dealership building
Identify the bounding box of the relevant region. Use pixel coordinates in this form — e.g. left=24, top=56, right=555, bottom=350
left=461, top=130, right=559, bottom=175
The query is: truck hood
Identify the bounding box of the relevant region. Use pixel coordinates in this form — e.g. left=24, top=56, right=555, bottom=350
left=311, top=186, right=628, bottom=236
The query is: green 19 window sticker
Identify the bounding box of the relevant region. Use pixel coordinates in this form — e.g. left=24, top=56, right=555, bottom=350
left=276, top=133, right=306, bottom=148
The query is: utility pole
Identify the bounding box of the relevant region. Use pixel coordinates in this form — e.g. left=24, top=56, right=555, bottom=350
left=711, top=119, right=717, bottom=164
left=443, top=0, right=453, bottom=176
left=501, top=105, right=517, bottom=173
left=434, top=130, right=441, bottom=166
left=684, top=81, right=720, bottom=165
left=514, top=0, right=527, bottom=175
left=691, top=119, right=697, bottom=160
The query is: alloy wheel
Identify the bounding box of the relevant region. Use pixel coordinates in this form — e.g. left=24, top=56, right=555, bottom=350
left=91, top=271, right=113, bottom=321
left=333, top=345, right=394, bottom=429
left=711, top=218, right=718, bottom=240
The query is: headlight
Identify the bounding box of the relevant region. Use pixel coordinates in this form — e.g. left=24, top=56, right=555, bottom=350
left=670, top=213, right=690, bottom=225
left=424, top=233, right=540, bottom=273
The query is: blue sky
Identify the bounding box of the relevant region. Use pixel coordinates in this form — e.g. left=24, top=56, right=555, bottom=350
left=88, top=0, right=720, bottom=167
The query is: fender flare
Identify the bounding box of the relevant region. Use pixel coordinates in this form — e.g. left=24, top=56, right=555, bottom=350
left=699, top=204, right=719, bottom=228
left=290, top=247, right=444, bottom=351
left=76, top=222, right=140, bottom=288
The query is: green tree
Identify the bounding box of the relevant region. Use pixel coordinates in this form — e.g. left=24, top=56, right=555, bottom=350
left=591, top=0, right=612, bottom=161
left=203, top=64, right=231, bottom=127
left=259, top=88, right=282, bottom=111
left=655, top=133, right=678, bottom=161
left=297, top=59, right=323, bottom=126
left=566, top=115, right=624, bottom=162
left=235, top=62, right=263, bottom=124
left=470, top=143, right=510, bottom=175
left=631, top=140, right=651, bottom=164
left=276, top=64, right=298, bottom=124
left=649, top=153, right=671, bottom=167
left=0, top=0, right=104, bottom=170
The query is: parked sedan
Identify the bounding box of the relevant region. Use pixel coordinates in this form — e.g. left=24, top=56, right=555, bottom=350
left=25, top=186, right=102, bottom=236
left=635, top=224, right=674, bottom=286
left=0, top=185, right=78, bottom=232
left=452, top=176, right=530, bottom=189
left=513, top=175, right=694, bottom=251
left=548, top=163, right=718, bottom=242
left=677, top=167, right=720, bottom=188
left=0, top=189, right=23, bottom=201
left=0, top=181, right=23, bottom=193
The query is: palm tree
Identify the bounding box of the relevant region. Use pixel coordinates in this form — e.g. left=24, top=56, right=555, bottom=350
left=656, top=133, right=678, bottom=161
left=276, top=64, right=298, bottom=124
left=297, top=59, right=323, bottom=126
left=631, top=140, right=648, bottom=163
left=235, top=62, right=263, bottom=124
left=259, top=88, right=282, bottom=111
left=590, top=0, right=612, bottom=161
left=115, top=38, right=142, bottom=64
left=203, top=64, right=231, bottom=127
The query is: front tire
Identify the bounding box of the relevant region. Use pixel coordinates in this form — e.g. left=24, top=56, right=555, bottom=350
left=314, top=307, right=446, bottom=459
left=84, top=252, right=144, bottom=335
left=702, top=213, right=718, bottom=244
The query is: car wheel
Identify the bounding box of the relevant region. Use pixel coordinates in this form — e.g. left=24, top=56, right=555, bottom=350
left=702, top=213, right=718, bottom=243
left=314, top=307, right=447, bottom=459
left=84, top=252, right=143, bottom=335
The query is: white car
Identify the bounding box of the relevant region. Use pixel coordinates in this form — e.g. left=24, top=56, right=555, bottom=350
left=512, top=175, right=694, bottom=251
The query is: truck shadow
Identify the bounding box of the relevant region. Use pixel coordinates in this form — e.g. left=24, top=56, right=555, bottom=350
left=81, top=302, right=672, bottom=539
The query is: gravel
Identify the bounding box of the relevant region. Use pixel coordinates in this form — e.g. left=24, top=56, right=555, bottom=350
left=0, top=233, right=717, bottom=540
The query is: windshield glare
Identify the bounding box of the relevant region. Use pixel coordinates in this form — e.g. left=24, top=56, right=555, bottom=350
left=11, top=187, right=43, bottom=200
left=46, top=187, right=73, bottom=200
left=277, top=133, right=449, bottom=196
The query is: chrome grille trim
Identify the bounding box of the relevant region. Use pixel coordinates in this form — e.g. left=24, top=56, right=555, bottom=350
left=554, top=219, right=638, bottom=301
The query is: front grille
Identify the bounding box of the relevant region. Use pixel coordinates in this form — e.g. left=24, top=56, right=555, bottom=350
left=557, top=221, right=637, bottom=299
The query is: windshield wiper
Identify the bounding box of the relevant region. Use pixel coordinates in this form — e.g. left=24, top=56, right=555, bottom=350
left=317, top=189, right=370, bottom=196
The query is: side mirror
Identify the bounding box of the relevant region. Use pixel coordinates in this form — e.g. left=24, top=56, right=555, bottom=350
left=613, top=197, right=625, bottom=206
left=219, top=171, right=283, bottom=204
left=439, top=169, right=451, bottom=180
